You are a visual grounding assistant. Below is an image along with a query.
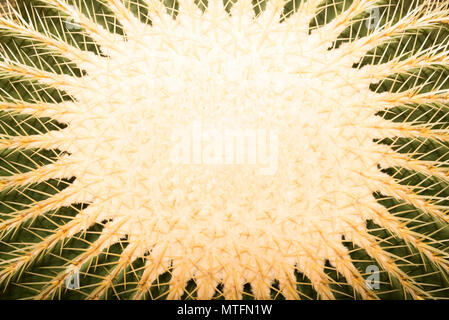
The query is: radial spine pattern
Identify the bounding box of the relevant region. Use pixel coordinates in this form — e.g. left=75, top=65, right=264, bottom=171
left=0, top=0, right=449, bottom=300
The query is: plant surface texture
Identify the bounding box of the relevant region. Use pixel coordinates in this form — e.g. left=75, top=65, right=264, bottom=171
left=0, top=0, right=449, bottom=300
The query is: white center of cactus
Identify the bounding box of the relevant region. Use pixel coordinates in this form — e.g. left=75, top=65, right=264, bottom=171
left=42, top=1, right=393, bottom=299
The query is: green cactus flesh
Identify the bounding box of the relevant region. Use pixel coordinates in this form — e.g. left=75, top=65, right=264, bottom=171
left=0, top=0, right=449, bottom=300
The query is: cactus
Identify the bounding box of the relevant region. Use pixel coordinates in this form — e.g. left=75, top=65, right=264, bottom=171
left=0, top=0, right=449, bottom=300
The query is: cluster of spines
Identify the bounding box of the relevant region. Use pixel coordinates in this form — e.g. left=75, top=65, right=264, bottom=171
left=0, top=0, right=448, bottom=299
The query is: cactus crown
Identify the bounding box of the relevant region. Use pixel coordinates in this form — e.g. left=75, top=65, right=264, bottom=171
left=0, top=0, right=449, bottom=300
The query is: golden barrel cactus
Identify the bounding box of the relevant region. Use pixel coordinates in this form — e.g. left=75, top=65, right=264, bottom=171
left=0, top=0, right=449, bottom=300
